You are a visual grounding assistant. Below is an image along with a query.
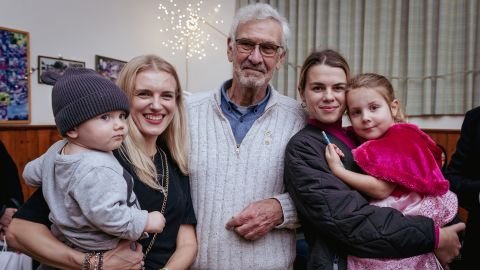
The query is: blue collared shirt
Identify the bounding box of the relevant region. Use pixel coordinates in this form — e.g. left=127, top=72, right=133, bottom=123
left=220, top=80, right=271, bottom=144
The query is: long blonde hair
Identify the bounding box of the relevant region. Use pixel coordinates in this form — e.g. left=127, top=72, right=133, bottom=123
left=116, top=54, right=188, bottom=189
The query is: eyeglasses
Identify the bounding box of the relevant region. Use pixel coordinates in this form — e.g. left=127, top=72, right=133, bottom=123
left=235, top=38, right=283, bottom=57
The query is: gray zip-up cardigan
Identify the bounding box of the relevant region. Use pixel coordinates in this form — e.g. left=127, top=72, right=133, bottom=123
left=187, top=83, right=306, bottom=270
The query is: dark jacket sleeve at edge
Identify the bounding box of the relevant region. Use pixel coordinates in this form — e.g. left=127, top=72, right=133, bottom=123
left=14, top=187, right=51, bottom=226
left=446, top=107, right=480, bottom=212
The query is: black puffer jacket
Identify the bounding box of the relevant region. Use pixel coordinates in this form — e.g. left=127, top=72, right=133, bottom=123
left=284, top=124, right=435, bottom=270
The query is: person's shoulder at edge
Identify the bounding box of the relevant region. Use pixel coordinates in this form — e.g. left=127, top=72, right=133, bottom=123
left=468, top=105, right=480, bottom=114
left=464, top=105, right=480, bottom=120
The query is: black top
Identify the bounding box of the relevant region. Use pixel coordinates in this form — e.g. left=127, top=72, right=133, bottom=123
left=15, top=146, right=196, bottom=269
left=446, top=106, right=480, bottom=266
left=0, top=140, right=24, bottom=216
left=284, top=124, right=435, bottom=270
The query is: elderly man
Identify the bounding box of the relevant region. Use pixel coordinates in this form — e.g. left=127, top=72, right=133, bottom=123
left=186, top=3, right=305, bottom=269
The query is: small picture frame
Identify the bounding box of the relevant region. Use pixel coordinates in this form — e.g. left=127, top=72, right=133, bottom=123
left=38, top=55, right=86, bottom=84
left=95, top=55, right=127, bottom=82
left=0, top=26, right=30, bottom=124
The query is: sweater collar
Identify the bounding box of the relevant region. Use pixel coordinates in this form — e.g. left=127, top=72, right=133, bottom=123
left=214, top=79, right=279, bottom=111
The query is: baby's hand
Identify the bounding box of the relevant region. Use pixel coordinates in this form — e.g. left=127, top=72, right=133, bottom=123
left=145, top=211, right=166, bottom=233
left=325, top=144, right=344, bottom=169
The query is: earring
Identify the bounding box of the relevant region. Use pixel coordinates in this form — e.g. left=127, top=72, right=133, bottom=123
left=301, top=101, right=306, bottom=109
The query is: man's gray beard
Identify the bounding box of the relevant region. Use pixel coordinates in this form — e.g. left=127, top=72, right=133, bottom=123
left=238, top=74, right=267, bottom=90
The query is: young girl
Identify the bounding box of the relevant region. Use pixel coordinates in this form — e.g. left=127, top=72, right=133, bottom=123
left=325, top=73, right=458, bottom=270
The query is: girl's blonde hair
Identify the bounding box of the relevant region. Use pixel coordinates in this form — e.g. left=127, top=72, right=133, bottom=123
left=116, top=54, right=188, bottom=189
left=347, top=73, right=405, bottom=122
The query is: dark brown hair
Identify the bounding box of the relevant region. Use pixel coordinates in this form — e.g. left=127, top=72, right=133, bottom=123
left=297, top=49, right=351, bottom=95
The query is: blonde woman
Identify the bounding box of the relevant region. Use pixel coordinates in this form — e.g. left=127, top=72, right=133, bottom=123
left=8, top=55, right=197, bottom=270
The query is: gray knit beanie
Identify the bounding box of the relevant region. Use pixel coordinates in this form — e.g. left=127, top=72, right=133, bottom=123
left=50, top=67, right=129, bottom=136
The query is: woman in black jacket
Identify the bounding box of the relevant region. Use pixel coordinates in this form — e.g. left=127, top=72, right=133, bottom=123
left=284, top=49, right=464, bottom=270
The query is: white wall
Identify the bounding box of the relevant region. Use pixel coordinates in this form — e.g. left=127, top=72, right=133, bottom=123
left=0, top=0, right=234, bottom=124
left=0, top=0, right=466, bottom=129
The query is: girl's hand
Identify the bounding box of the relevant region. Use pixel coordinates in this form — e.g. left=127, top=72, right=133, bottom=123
left=325, top=144, right=344, bottom=170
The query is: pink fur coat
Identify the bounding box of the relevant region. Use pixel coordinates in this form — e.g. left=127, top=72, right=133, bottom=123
left=348, top=123, right=458, bottom=270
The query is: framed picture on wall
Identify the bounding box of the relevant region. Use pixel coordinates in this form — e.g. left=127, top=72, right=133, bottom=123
left=38, top=55, right=85, bottom=84
left=95, top=55, right=127, bottom=82
left=0, top=26, right=30, bottom=124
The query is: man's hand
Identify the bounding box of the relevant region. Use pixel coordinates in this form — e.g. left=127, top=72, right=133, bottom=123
left=225, top=198, right=283, bottom=241
left=103, top=240, right=144, bottom=270
left=435, top=223, right=465, bottom=266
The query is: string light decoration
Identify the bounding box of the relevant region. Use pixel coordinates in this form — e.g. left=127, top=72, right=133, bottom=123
left=157, top=0, right=224, bottom=60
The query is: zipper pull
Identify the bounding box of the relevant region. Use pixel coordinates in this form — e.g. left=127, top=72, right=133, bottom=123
left=235, top=144, right=240, bottom=155
left=333, top=254, right=339, bottom=270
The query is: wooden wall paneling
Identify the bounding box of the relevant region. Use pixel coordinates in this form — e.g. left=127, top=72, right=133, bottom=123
left=0, top=126, right=61, bottom=200
left=445, top=133, right=460, bottom=162
left=20, top=129, right=43, bottom=197
left=423, top=129, right=461, bottom=162
left=14, top=131, right=26, bottom=198
left=0, top=131, right=14, bottom=157
left=423, top=129, right=468, bottom=222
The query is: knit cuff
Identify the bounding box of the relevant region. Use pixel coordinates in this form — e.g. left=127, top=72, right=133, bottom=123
left=128, top=209, right=149, bottom=241
left=272, top=193, right=300, bottom=229
left=434, top=225, right=440, bottom=250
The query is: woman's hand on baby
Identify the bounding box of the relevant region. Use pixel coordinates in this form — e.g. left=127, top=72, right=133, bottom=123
left=103, top=240, right=144, bottom=270
left=0, top=208, right=17, bottom=228
left=145, top=211, right=166, bottom=233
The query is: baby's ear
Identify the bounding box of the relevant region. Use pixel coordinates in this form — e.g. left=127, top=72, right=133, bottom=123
left=65, top=127, right=79, bottom=139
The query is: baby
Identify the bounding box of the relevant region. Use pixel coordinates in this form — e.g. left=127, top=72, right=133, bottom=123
left=23, top=68, right=165, bottom=252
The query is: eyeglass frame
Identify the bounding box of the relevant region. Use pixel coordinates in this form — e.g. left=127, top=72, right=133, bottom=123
left=234, top=38, right=284, bottom=57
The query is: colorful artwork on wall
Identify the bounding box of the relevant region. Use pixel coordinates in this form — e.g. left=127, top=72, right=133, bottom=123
left=0, top=26, right=30, bottom=123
